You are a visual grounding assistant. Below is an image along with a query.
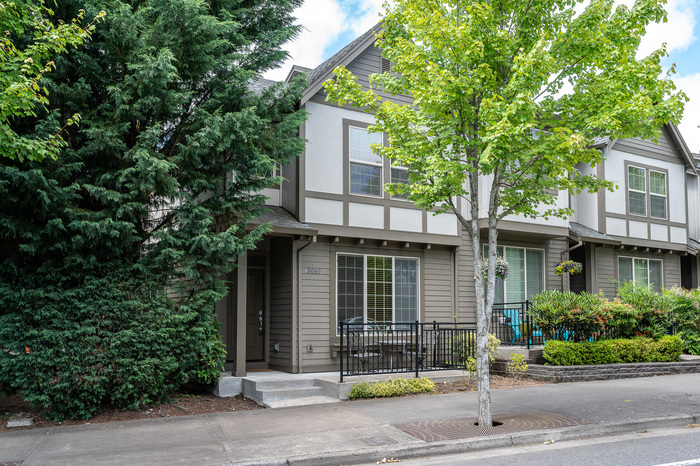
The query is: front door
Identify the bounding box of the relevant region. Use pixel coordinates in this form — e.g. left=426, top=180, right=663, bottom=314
left=246, top=268, right=265, bottom=361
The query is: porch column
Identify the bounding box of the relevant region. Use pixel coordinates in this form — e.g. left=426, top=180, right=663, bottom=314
left=214, top=275, right=231, bottom=371
left=235, top=254, right=247, bottom=377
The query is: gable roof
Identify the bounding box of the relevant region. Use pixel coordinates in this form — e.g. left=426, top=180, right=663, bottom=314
left=249, top=78, right=277, bottom=96
left=294, top=21, right=383, bottom=105
left=665, top=122, right=698, bottom=175
left=597, top=123, right=697, bottom=175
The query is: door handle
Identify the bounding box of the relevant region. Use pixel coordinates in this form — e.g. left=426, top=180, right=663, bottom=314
left=258, top=311, right=263, bottom=335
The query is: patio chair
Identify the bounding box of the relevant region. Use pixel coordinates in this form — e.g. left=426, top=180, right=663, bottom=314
left=403, top=330, right=438, bottom=371
left=347, top=332, right=381, bottom=372
left=503, top=309, right=544, bottom=346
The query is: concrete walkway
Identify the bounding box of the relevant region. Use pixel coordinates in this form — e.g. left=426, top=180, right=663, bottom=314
left=2, top=373, right=700, bottom=465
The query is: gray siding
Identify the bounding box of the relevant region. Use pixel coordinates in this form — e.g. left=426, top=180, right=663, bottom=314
left=423, top=249, right=455, bottom=322
left=663, top=253, right=681, bottom=288
left=345, top=46, right=413, bottom=106
left=268, top=238, right=293, bottom=370
left=456, top=229, right=477, bottom=321
left=299, top=241, right=333, bottom=372
left=594, top=247, right=681, bottom=297
left=297, top=240, right=460, bottom=372
left=280, top=157, right=298, bottom=218
left=614, top=129, right=680, bottom=161
left=546, top=238, right=567, bottom=293
left=594, top=247, right=617, bottom=297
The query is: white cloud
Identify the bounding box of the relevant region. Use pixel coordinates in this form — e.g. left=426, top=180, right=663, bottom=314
left=264, top=0, right=347, bottom=81
left=264, top=0, right=386, bottom=82
left=675, top=74, right=700, bottom=153
left=615, top=0, right=696, bottom=57
left=348, top=0, right=384, bottom=36
left=639, top=0, right=696, bottom=57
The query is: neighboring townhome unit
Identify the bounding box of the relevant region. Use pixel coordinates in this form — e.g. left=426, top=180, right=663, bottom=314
left=568, top=125, right=698, bottom=296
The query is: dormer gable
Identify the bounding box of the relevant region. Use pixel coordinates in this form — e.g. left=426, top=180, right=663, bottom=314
left=291, top=22, right=382, bottom=105
left=601, top=123, right=697, bottom=175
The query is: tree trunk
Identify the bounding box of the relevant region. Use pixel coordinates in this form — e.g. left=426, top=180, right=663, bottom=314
left=470, top=174, right=492, bottom=427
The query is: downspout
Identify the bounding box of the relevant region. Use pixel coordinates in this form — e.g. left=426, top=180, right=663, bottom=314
left=296, top=235, right=315, bottom=374
left=560, top=238, right=583, bottom=291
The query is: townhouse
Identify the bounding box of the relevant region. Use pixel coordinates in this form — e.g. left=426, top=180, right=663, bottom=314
left=215, top=25, right=700, bottom=376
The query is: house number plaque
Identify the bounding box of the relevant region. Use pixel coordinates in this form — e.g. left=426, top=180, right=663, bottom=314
left=304, top=268, right=321, bottom=275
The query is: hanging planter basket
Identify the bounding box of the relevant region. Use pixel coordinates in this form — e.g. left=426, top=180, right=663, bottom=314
left=482, top=256, right=509, bottom=281
left=555, top=260, right=583, bottom=276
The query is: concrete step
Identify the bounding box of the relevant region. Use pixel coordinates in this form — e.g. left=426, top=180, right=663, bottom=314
left=242, top=377, right=331, bottom=407
left=251, top=378, right=317, bottom=390
left=264, top=395, right=340, bottom=409
left=259, top=386, right=324, bottom=404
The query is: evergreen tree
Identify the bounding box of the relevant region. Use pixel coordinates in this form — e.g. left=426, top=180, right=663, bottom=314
left=0, top=0, right=306, bottom=420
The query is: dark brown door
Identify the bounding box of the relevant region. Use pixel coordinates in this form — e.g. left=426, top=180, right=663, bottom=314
left=246, top=269, right=265, bottom=361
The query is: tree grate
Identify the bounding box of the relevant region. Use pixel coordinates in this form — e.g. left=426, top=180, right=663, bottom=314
left=395, top=411, right=588, bottom=442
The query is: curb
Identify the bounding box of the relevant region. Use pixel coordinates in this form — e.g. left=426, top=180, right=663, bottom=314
left=235, top=413, right=700, bottom=466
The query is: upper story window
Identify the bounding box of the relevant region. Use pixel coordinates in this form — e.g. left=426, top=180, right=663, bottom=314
left=627, top=165, right=667, bottom=219
left=390, top=163, right=410, bottom=200
left=649, top=171, right=667, bottom=218
left=618, top=257, right=662, bottom=292
left=349, top=126, right=383, bottom=196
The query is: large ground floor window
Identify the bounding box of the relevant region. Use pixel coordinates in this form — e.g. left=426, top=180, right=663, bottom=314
left=485, top=245, right=545, bottom=302
left=337, top=254, right=419, bottom=328
left=618, top=257, right=662, bottom=292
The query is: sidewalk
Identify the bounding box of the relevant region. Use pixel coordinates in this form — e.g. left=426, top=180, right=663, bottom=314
left=2, top=373, right=700, bottom=465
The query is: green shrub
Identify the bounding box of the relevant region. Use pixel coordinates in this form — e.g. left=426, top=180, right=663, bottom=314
left=601, top=298, right=637, bottom=339
left=542, top=335, right=683, bottom=365
left=0, top=271, right=225, bottom=421
left=348, top=377, right=435, bottom=399
left=529, top=290, right=609, bottom=341
left=617, top=282, right=671, bottom=338
left=450, top=332, right=500, bottom=366
left=507, top=353, right=528, bottom=374
left=664, top=286, right=700, bottom=355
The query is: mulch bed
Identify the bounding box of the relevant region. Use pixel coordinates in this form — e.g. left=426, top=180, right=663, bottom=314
left=431, top=374, right=547, bottom=394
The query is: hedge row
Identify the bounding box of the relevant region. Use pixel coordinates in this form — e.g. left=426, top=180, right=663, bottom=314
left=542, top=335, right=683, bottom=366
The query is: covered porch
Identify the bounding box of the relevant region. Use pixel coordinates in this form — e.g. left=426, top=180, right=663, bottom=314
left=215, top=206, right=317, bottom=377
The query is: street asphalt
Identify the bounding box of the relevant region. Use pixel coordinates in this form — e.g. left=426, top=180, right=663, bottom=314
left=2, top=373, right=700, bottom=465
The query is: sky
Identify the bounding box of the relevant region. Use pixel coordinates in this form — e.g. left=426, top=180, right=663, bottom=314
left=264, top=0, right=700, bottom=153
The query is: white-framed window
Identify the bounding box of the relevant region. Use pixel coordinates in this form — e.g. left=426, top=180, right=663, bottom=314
left=337, top=253, right=419, bottom=330
left=627, top=165, right=667, bottom=219
left=484, top=245, right=545, bottom=302
left=628, top=166, right=646, bottom=216
left=349, top=126, right=383, bottom=196
left=618, top=257, right=663, bottom=292
left=649, top=170, right=667, bottom=219
left=390, top=163, right=410, bottom=200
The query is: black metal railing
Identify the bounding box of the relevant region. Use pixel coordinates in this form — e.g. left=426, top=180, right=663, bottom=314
left=490, top=301, right=544, bottom=349
left=338, top=321, right=477, bottom=382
